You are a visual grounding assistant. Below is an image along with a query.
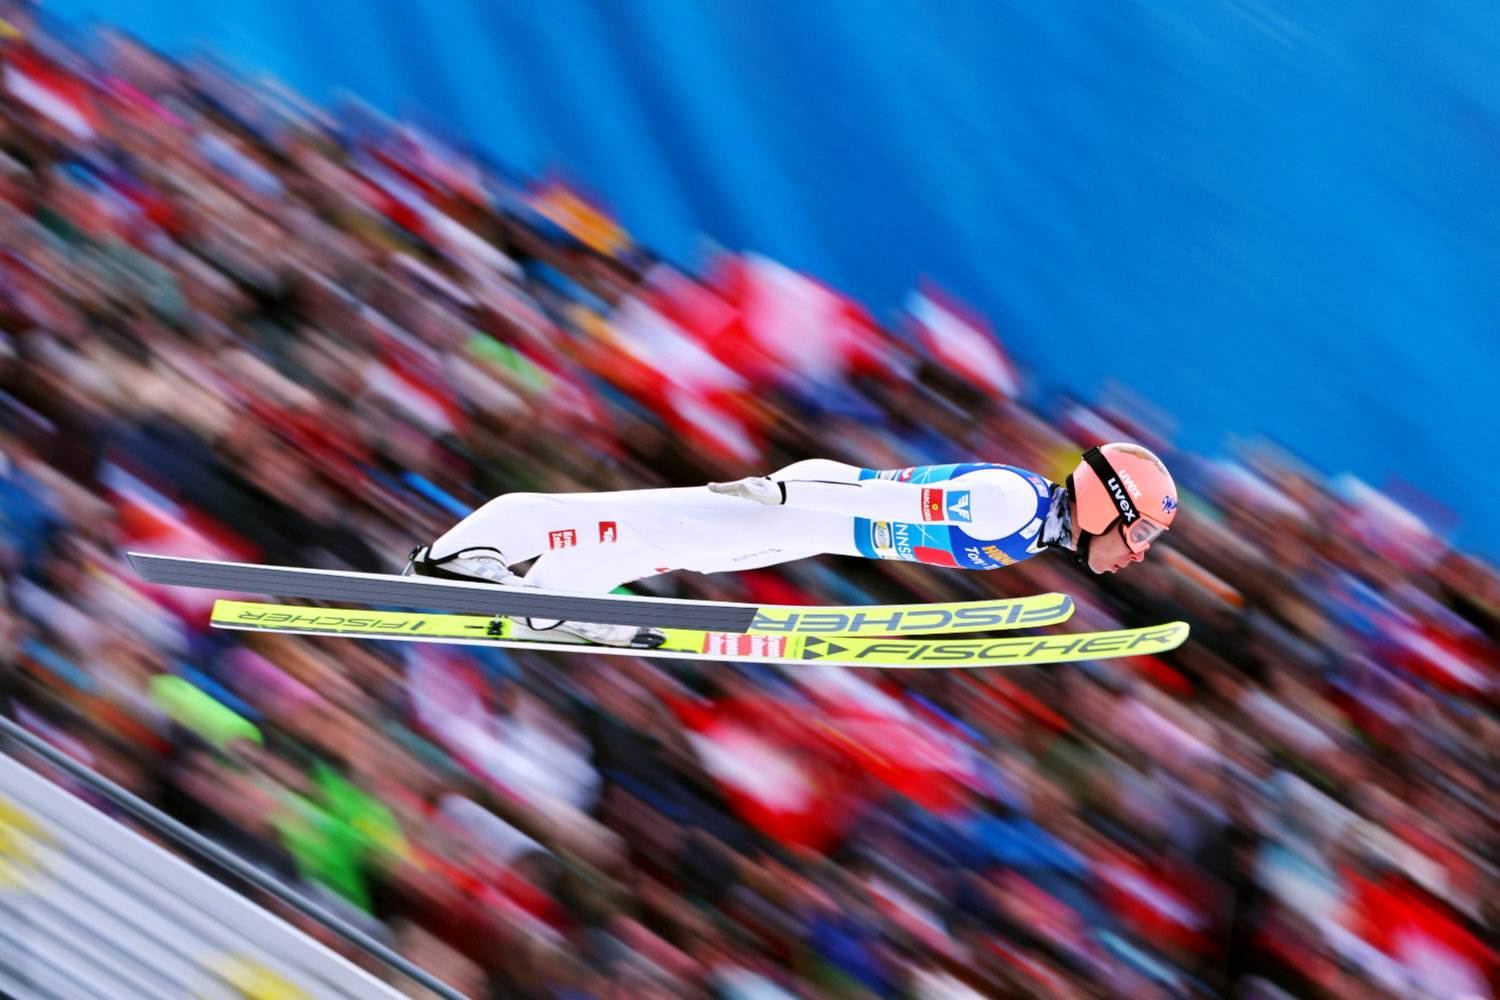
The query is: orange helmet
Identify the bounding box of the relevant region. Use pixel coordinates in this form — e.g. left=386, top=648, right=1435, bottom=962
left=1069, top=443, right=1178, bottom=553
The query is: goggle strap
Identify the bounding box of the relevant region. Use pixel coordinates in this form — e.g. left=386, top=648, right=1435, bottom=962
left=1081, top=446, right=1143, bottom=527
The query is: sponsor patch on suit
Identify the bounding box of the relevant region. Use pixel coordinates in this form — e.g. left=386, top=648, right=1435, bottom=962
left=946, top=490, right=972, bottom=522
left=921, top=488, right=944, bottom=522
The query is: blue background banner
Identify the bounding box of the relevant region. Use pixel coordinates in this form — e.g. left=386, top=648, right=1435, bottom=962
left=45, top=0, right=1500, bottom=556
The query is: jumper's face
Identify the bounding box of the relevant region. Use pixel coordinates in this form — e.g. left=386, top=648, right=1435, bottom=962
left=1088, top=524, right=1149, bottom=574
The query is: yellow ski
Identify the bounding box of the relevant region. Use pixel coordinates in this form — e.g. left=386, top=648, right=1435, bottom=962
left=211, top=601, right=1187, bottom=669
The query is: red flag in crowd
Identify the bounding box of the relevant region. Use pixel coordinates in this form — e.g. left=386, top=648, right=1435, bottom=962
left=904, top=281, right=1020, bottom=398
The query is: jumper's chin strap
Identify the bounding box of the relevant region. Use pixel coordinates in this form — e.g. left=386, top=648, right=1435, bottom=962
left=1073, top=525, right=1093, bottom=568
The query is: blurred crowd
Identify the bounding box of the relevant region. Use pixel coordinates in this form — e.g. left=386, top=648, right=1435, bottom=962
left=3, top=8, right=1500, bottom=999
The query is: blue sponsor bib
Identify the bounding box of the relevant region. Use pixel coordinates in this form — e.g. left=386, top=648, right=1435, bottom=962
left=852, top=463, right=1054, bottom=570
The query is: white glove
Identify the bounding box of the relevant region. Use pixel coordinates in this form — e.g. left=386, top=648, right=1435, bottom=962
left=707, top=476, right=785, bottom=506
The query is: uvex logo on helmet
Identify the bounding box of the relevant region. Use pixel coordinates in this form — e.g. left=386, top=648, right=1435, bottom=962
left=1107, top=477, right=1140, bottom=522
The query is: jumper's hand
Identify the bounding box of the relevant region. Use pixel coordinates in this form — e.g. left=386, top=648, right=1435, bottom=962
left=707, top=476, right=785, bottom=506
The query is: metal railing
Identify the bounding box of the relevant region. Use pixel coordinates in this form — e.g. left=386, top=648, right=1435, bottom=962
left=0, top=715, right=470, bottom=1000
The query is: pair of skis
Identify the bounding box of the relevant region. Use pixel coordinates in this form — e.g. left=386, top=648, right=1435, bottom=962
left=128, top=553, right=1188, bottom=669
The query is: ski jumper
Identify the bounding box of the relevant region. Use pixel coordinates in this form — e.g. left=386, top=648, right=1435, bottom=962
left=429, top=459, right=1059, bottom=593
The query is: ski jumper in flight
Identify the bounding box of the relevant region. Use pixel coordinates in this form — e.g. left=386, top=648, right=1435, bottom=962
left=408, top=444, right=1179, bottom=648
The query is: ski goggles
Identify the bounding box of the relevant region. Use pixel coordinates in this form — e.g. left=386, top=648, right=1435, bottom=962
left=1080, top=446, right=1171, bottom=553
left=1121, top=514, right=1169, bottom=552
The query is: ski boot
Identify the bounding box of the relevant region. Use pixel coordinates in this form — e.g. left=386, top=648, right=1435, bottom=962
left=408, top=546, right=665, bottom=649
